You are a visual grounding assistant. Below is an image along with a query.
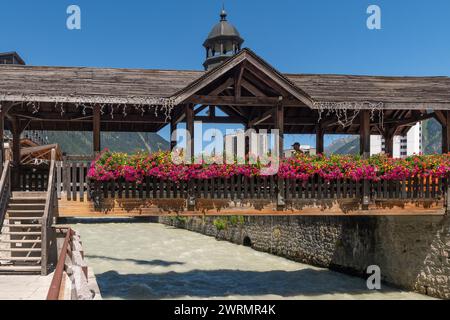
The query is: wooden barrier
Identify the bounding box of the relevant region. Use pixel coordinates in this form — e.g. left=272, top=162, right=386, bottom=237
left=90, top=175, right=445, bottom=202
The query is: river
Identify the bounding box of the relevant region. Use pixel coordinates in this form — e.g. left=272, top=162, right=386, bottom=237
left=72, top=221, right=432, bottom=300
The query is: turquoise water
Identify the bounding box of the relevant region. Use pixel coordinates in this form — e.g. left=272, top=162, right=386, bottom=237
left=72, top=222, right=432, bottom=300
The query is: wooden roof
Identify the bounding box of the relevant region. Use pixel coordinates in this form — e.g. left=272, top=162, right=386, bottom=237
left=0, top=65, right=201, bottom=105
left=288, top=73, right=450, bottom=109
left=1, top=48, right=450, bottom=110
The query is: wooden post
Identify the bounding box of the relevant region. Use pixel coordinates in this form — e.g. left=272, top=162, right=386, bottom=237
left=442, top=110, right=450, bottom=154
left=384, top=133, right=394, bottom=157
left=275, top=102, right=285, bottom=208
left=11, top=117, right=21, bottom=166
left=185, top=104, right=196, bottom=209
left=186, top=104, right=194, bottom=161
left=276, top=103, right=284, bottom=158
left=244, top=122, right=251, bottom=158
left=0, top=110, right=4, bottom=172
left=170, top=120, right=177, bottom=151
left=316, top=124, right=324, bottom=154
left=93, top=105, right=101, bottom=154
left=360, top=110, right=371, bottom=159
left=359, top=110, right=371, bottom=210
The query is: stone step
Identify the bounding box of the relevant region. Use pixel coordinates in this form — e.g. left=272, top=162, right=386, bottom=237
left=0, top=248, right=41, bottom=252
left=3, top=232, right=41, bottom=236
left=0, top=257, right=41, bottom=262
left=0, top=265, right=41, bottom=273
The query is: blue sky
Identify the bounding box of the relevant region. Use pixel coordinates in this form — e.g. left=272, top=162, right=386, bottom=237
left=1, top=0, right=449, bottom=149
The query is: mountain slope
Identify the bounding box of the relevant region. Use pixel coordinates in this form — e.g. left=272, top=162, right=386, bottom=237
left=42, top=131, right=169, bottom=155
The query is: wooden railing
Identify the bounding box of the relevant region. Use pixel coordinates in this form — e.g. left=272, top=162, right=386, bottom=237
left=47, top=228, right=73, bottom=300
left=89, top=175, right=446, bottom=204
left=0, top=161, right=11, bottom=228
left=57, top=161, right=90, bottom=201
left=41, top=149, right=58, bottom=275
left=10, top=156, right=449, bottom=209
left=12, top=165, right=49, bottom=192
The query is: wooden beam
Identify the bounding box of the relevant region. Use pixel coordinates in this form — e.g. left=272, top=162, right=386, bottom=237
left=186, top=104, right=194, bottom=160
left=0, top=111, right=4, bottom=168
left=170, top=120, right=177, bottom=151
left=11, top=117, right=22, bottom=166
left=234, top=66, right=244, bottom=100
left=248, top=109, right=274, bottom=127
left=241, top=79, right=267, bottom=97
left=187, top=95, right=300, bottom=107
left=316, top=124, right=324, bottom=154
left=208, top=106, right=215, bottom=117
left=384, top=112, right=435, bottom=128
left=194, top=116, right=243, bottom=124
left=434, top=110, right=447, bottom=126
left=360, top=110, right=370, bottom=159
left=383, top=126, right=396, bottom=157
left=93, top=104, right=101, bottom=154
left=275, top=102, right=285, bottom=208
left=216, top=106, right=248, bottom=124
left=275, top=103, right=284, bottom=157
left=443, top=110, right=450, bottom=154
left=209, top=78, right=234, bottom=96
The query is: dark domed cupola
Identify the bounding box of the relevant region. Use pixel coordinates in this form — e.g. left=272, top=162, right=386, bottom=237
left=203, top=8, right=244, bottom=70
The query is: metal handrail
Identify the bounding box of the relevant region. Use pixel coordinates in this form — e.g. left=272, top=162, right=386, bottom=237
left=0, top=160, right=11, bottom=228
left=46, top=228, right=73, bottom=300
left=41, top=149, right=57, bottom=275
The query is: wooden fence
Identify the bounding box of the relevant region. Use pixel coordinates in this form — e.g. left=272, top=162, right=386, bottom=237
left=11, top=160, right=448, bottom=206
left=90, top=175, right=446, bottom=203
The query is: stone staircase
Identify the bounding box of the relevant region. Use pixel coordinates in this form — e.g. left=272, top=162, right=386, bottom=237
left=0, top=192, right=47, bottom=274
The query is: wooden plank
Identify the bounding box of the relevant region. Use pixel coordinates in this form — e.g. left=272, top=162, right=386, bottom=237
left=145, top=176, right=150, bottom=198
left=79, top=163, right=85, bottom=202
left=86, top=173, right=91, bottom=201
left=138, top=180, right=144, bottom=199
left=419, top=177, right=424, bottom=199
left=63, top=161, right=70, bottom=201
left=250, top=176, right=255, bottom=199
left=110, top=179, right=115, bottom=199
left=431, top=177, right=436, bottom=199
left=400, top=179, right=406, bottom=199
left=413, top=176, right=419, bottom=198
left=152, top=177, right=157, bottom=198
left=125, top=181, right=130, bottom=198
left=407, top=177, right=412, bottom=199
left=71, top=162, right=77, bottom=201
left=56, top=161, right=62, bottom=198
left=132, top=181, right=137, bottom=198
left=117, top=179, right=123, bottom=198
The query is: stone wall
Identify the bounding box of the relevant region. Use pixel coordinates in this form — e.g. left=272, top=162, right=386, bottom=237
left=158, top=215, right=450, bottom=299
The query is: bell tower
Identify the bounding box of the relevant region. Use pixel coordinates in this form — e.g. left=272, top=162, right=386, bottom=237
left=203, top=8, right=244, bottom=70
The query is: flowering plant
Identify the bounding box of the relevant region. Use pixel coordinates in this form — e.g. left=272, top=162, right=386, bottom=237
left=87, top=149, right=450, bottom=183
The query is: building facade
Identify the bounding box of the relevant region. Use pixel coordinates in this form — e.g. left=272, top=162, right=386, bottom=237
left=370, top=122, right=422, bottom=158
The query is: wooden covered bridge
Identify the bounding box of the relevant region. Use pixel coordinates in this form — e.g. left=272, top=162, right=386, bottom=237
left=1, top=11, right=450, bottom=275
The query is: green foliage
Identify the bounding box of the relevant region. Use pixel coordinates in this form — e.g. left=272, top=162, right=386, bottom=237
left=214, top=216, right=244, bottom=231
left=228, top=215, right=245, bottom=226
left=213, top=218, right=228, bottom=231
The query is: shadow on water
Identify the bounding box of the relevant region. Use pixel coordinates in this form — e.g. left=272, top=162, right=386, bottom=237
left=86, top=255, right=184, bottom=267
left=95, top=268, right=398, bottom=300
